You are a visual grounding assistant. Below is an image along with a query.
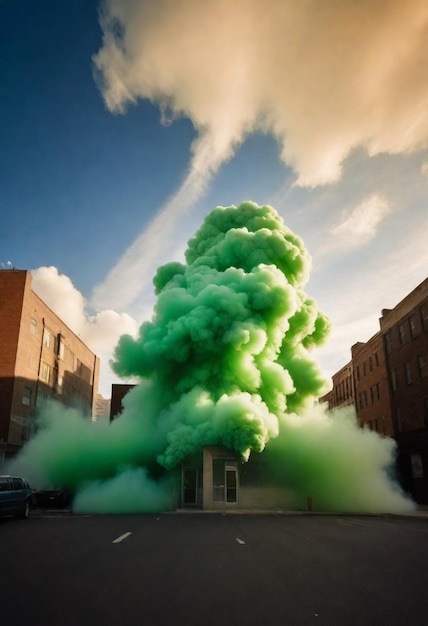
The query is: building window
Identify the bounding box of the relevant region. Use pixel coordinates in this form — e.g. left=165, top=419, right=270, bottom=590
left=40, top=361, right=51, bottom=383
left=54, top=371, right=63, bottom=394
left=36, top=392, right=49, bottom=408
left=374, top=352, right=379, bottom=367
left=369, top=356, right=373, bottom=372
left=22, top=387, right=32, bottom=406
left=391, top=369, right=397, bottom=391
left=398, top=324, right=406, bottom=345
left=421, top=304, right=428, bottom=331
left=30, top=318, right=37, bottom=336
left=65, top=347, right=75, bottom=369
left=409, top=315, right=418, bottom=338
left=43, top=329, right=51, bottom=349
left=424, top=397, right=428, bottom=429
left=56, top=334, right=65, bottom=359
left=385, top=332, right=392, bottom=354
left=405, top=362, right=413, bottom=384
left=418, top=355, right=428, bottom=378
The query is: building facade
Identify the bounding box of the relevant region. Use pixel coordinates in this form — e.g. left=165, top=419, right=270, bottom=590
left=320, top=277, right=428, bottom=503
left=351, top=332, right=394, bottom=436
left=319, top=361, right=354, bottom=410
left=0, top=270, right=100, bottom=467
left=379, top=278, right=428, bottom=502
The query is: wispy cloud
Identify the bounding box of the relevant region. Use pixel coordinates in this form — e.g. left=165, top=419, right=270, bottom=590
left=94, top=0, right=428, bottom=187
left=314, top=211, right=428, bottom=379
left=330, top=194, right=391, bottom=244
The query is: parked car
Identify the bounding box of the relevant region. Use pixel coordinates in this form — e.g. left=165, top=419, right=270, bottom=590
left=0, top=475, right=34, bottom=519
left=33, top=486, right=71, bottom=509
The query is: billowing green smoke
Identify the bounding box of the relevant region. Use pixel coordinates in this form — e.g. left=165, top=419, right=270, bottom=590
left=113, top=202, right=330, bottom=466
left=9, top=202, right=413, bottom=513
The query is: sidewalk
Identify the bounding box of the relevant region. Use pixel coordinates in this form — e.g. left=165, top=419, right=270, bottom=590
left=31, top=505, right=428, bottom=518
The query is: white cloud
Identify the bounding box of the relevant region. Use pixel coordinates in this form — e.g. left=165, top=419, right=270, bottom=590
left=31, top=267, right=138, bottom=397
left=91, top=0, right=428, bottom=311
left=421, top=160, right=428, bottom=178
left=94, top=0, right=428, bottom=187
left=330, top=194, right=391, bottom=245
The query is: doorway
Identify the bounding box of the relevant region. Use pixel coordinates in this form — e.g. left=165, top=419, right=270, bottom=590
left=182, top=466, right=198, bottom=505
left=225, top=465, right=238, bottom=503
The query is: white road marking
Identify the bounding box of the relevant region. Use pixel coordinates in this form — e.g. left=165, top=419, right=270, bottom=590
left=112, top=532, right=132, bottom=544
left=236, top=537, right=245, bottom=545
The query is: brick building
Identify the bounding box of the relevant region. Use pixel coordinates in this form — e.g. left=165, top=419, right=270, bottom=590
left=379, top=278, right=428, bottom=502
left=351, top=332, right=394, bottom=436
left=319, top=361, right=354, bottom=410
left=0, top=269, right=100, bottom=467
left=320, top=277, right=428, bottom=503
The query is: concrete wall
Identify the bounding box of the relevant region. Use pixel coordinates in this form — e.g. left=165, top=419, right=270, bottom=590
left=202, top=446, right=296, bottom=511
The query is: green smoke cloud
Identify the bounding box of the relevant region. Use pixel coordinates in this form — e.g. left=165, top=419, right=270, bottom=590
left=112, top=202, right=330, bottom=465
left=8, top=202, right=413, bottom=513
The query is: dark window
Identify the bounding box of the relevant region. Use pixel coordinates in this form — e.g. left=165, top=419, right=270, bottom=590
left=0, top=478, right=10, bottom=491
left=418, top=354, right=428, bottom=378
left=391, top=369, right=397, bottom=391
left=405, top=362, right=413, bottom=384
left=385, top=333, right=392, bottom=354
left=421, top=304, right=428, bottom=331
left=22, top=387, right=32, bottom=406
left=409, top=315, right=418, bottom=338
left=375, top=383, right=380, bottom=400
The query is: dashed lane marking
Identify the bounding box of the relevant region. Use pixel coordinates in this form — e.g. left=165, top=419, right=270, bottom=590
left=112, top=532, right=132, bottom=544
left=236, top=537, right=245, bottom=545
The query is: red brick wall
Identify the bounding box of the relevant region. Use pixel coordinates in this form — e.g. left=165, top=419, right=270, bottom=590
left=351, top=333, right=394, bottom=436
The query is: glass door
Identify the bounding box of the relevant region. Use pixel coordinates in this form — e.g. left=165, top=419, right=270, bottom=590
left=225, top=466, right=238, bottom=503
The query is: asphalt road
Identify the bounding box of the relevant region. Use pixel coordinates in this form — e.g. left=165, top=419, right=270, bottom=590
left=1, top=512, right=428, bottom=626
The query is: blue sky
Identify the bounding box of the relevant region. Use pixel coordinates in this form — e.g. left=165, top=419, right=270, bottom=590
left=2, top=0, right=428, bottom=397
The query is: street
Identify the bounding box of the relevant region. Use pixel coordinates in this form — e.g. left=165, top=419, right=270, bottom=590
left=1, top=512, right=428, bottom=626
